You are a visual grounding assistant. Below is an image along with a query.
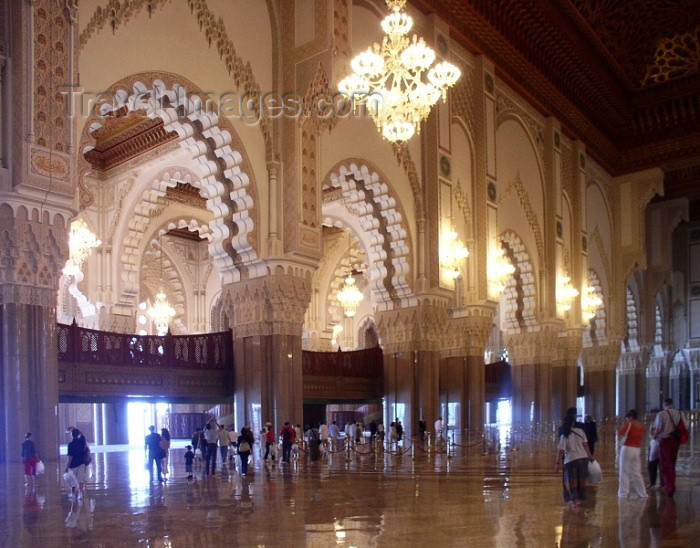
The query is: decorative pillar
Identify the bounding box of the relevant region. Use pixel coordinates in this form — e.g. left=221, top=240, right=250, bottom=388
left=580, top=341, right=621, bottom=420
left=441, top=307, right=493, bottom=436
left=506, top=326, right=560, bottom=426
left=0, top=202, right=70, bottom=462
left=102, top=402, right=129, bottom=445
left=551, top=329, right=583, bottom=421
left=222, top=270, right=312, bottom=434
left=376, top=296, right=448, bottom=440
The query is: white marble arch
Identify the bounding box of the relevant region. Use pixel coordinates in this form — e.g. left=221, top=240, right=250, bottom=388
left=85, top=79, right=264, bottom=303
left=322, top=162, right=416, bottom=312
left=499, top=230, right=538, bottom=334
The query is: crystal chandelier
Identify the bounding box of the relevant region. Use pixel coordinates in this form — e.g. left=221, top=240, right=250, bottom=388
left=581, top=285, right=603, bottom=321
left=148, top=290, right=176, bottom=336
left=63, top=219, right=101, bottom=276
left=338, top=0, right=461, bottom=142
left=487, top=245, right=515, bottom=295
left=337, top=274, right=364, bottom=317
left=440, top=227, right=469, bottom=280
left=556, top=275, right=579, bottom=313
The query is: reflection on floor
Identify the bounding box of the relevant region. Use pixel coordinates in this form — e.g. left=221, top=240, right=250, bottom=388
left=3, top=424, right=700, bottom=546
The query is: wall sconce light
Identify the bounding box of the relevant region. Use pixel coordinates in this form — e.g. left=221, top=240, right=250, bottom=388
left=440, top=226, right=469, bottom=280
left=556, top=275, right=579, bottom=314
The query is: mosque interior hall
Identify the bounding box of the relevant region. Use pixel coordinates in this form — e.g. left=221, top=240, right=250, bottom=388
left=1, top=0, right=700, bottom=545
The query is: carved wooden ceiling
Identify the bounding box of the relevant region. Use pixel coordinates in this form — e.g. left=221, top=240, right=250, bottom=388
left=84, top=109, right=177, bottom=172
left=412, top=0, right=700, bottom=200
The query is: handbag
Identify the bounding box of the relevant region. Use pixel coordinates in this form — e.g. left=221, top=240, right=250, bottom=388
left=588, top=459, right=602, bottom=484
left=668, top=410, right=689, bottom=444
left=238, top=441, right=251, bottom=453
left=35, top=460, right=45, bottom=475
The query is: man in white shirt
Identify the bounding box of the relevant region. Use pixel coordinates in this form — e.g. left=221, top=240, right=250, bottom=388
left=434, top=417, right=444, bottom=441
left=651, top=398, right=685, bottom=496
left=319, top=422, right=329, bottom=451
left=329, top=421, right=340, bottom=450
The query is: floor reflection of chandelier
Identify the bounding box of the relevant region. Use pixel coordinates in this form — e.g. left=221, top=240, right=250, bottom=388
left=338, top=0, right=461, bottom=142
left=581, top=285, right=602, bottom=321
left=337, top=274, right=364, bottom=317
left=148, top=290, right=176, bottom=336
left=63, top=219, right=101, bottom=275
left=440, top=227, right=469, bottom=279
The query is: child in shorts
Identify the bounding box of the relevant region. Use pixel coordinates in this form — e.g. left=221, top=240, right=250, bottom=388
left=184, top=445, right=195, bottom=479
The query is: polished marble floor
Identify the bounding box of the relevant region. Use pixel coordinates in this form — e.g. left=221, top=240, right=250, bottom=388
left=2, top=424, right=699, bottom=547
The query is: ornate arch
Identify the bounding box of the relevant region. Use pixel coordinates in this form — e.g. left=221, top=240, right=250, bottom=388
left=322, top=161, right=416, bottom=311
left=624, top=286, right=639, bottom=351
left=499, top=230, right=538, bottom=333
left=79, top=75, right=264, bottom=293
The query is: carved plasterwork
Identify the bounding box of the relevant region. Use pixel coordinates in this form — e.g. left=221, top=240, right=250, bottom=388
left=375, top=296, right=449, bottom=353
left=580, top=340, right=621, bottom=373
left=79, top=0, right=171, bottom=49
left=0, top=201, right=69, bottom=306
left=505, top=327, right=560, bottom=366
left=495, top=88, right=545, bottom=155
left=222, top=273, right=313, bottom=338
left=83, top=80, right=264, bottom=287
left=500, top=230, right=539, bottom=334
left=498, top=175, right=545, bottom=263
left=442, top=309, right=493, bottom=357
left=391, top=144, right=424, bottom=220
left=323, top=161, right=416, bottom=311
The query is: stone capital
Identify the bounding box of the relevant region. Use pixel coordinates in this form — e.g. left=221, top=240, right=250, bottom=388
left=580, top=340, right=622, bottom=372
left=442, top=305, right=494, bottom=358
left=375, top=295, right=449, bottom=353
left=505, top=325, right=561, bottom=366
left=553, top=328, right=585, bottom=363
left=222, top=271, right=312, bottom=338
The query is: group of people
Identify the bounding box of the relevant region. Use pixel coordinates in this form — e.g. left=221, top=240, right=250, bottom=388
left=556, top=398, right=687, bottom=509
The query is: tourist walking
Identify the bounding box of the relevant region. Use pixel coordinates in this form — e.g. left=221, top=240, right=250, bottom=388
left=184, top=445, right=195, bottom=480
left=160, top=428, right=171, bottom=479
left=558, top=407, right=585, bottom=436
left=203, top=421, right=219, bottom=476
left=263, top=422, right=276, bottom=461
left=434, top=417, right=443, bottom=442
left=329, top=421, right=340, bottom=450
left=555, top=415, right=593, bottom=509
left=281, top=421, right=296, bottom=463
left=21, top=432, right=39, bottom=487
left=307, top=423, right=321, bottom=461
left=651, top=398, right=686, bottom=497
left=418, top=420, right=426, bottom=445
left=617, top=409, right=648, bottom=499
left=237, top=426, right=254, bottom=476
left=396, top=420, right=404, bottom=443
left=144, top=426, right=164, bottom=485
left=319, top=422, right=329, bottom=451
left=583, top=415, right=598, bottom=455
left=369, top=420, right=377, bottom=449
left=647, top=430, right=664, bottom=490
left=192, top=427, right=206, bottom=463
left=65, top=428, right=90, bottom=498
left=218, top=424, right=231, bottom=467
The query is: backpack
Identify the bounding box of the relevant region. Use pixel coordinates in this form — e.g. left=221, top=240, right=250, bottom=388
left=282, top=428, right=291, bottom=441
left=668, top=410, right=689, bottom=444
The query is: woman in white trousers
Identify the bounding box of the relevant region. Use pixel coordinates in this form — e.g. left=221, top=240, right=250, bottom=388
left=617, top=409, right=648, bottom=499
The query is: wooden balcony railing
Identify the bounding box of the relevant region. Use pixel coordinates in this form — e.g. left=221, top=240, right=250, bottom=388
left=302, top=347, right=383, bottom=378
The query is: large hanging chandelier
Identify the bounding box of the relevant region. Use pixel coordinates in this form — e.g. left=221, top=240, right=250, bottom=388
left=440, top=227, right=469, bottom=280
left=338, top=0, right=461, bottom=142
left=337, top=274, right=364, bottom=317
left=487, top=245, right=515, bottom=295
left=581, top=285, right=603, bottom=321
left=63, top=219, right=101, bottom=276
left=556, top=275, right=579, bottom=313
left=148, top=290, right=176, bottom=336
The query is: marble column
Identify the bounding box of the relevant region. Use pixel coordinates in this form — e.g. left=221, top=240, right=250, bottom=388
left=102, top=402, right=129, bottom=445
left=506, top=328, right=560, bottom=427
left=377, top=297, right=448, bottom=440
left=551, top=330, right=583, bottom=421
left=440, top=311, right=492, bottom=437
left=223, top=273, right=311, bottom=433
left=581, top=342, right=620, bottom=420
left=0, top=300, right=60, bottom=461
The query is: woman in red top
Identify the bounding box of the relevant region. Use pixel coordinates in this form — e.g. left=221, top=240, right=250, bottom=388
left=617, top=409, right=648, bottom=499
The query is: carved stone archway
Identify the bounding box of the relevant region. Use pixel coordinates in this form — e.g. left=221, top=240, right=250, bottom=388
left=500, top=230, right=538, bottom=333
left=322, top=161, right=416, bottom=312
left=80, top=77, right=264, bottom=297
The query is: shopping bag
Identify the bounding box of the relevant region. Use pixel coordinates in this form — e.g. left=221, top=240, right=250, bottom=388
left=35, top=460, right=45, bottom=475
left=588, top=459, right=602, bottom=484
left=63, top=471, right=79, bottom=489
